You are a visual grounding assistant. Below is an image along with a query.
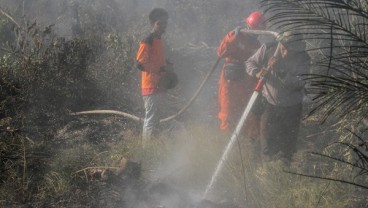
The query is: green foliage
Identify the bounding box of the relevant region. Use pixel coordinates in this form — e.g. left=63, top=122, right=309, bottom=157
left=254, top=1, right=368, bottom=206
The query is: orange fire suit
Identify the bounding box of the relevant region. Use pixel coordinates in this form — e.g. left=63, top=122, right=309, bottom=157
left=217, top=28, right=260, bottom=138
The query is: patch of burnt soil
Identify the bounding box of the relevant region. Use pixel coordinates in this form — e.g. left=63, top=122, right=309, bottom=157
left=11, top=115, right=244, bottom=208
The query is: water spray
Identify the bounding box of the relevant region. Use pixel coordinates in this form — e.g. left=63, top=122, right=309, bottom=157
left=202, top=29, right=280, bottom=200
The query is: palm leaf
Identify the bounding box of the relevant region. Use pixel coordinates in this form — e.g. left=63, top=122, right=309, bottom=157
left=261, top=0, right=368, bottom=121
left=287, top=129, right=368, bottom=189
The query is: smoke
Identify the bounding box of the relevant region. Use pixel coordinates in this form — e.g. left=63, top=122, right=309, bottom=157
left=0, top=0, right=261, bottom=111
left=0, top=0, right=261, bottom=206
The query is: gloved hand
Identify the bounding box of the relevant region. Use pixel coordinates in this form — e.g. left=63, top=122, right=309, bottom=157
left=267, top=56, right=277, bottom=70
left=256, top=56, right=278, bottom=78
left=234, top=26, right=243, bottom=37
left=256, top=67, right=269, bottom=79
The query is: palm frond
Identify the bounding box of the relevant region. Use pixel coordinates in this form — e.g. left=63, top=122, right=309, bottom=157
left=285, top=170, right=368, bottom=189
left=287, top=130, right=368, bottom=189
left=261, top=0, right=368, bottom=121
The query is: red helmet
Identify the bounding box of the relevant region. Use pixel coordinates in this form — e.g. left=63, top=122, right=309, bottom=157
left=245, top=11, right=265, bottom=29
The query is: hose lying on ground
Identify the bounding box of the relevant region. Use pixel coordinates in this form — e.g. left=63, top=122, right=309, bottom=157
left=70, top=110, right=144, bottom=122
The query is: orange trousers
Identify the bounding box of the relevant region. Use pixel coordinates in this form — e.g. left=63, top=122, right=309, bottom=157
left=218, top=68, right=259, bottom=139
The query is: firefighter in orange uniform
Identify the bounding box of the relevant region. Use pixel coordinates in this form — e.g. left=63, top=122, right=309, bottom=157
left=217, top=11, right=266, bottom=138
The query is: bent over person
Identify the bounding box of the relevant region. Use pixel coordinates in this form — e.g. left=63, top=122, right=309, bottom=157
left=217, top=11, right=265, bottom=138
left=136, top=8, right=171, bottom=146
left=246, top=32, right=311, bottom=165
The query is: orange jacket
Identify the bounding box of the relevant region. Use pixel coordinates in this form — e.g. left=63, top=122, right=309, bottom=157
left=136, top=34, right=166, bottom=95
left=217, top=29, right=260, bottom=135
left=217, top=29, right=259, bottom=63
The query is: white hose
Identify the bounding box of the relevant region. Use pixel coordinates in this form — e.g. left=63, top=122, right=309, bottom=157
left=240, top=29, right=280, bottom=39
left=202, top=30, right=280, bottom=200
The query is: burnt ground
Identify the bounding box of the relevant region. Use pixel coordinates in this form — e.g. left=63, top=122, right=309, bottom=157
left=18, top=114, right=244, bottom=208
left=4, top=98, right=366, bottom=208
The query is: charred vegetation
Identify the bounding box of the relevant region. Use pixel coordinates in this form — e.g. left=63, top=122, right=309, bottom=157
left=0, top=0, right=368, bottom=207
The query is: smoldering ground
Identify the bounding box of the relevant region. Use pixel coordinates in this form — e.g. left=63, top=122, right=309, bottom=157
left=2, top=0, right=368, bottom=207
left=0, top=0, right=266, bottom=207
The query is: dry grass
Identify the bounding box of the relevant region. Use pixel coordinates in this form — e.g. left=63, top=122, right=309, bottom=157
left=1, top=116, right=367, bottom=207
left=128, top=121, right=368, bottom=207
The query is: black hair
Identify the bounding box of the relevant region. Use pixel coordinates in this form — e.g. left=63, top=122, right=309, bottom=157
left=149, top=8, right=168, bottom=25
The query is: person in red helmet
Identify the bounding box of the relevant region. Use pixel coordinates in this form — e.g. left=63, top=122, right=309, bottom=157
left=245, top=11, right=265, bottom=30
left=217, top=11, right=266, bottom=139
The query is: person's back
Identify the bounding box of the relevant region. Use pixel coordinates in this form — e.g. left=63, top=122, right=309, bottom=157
left=137, top=33, right=166, bottom=94
left=217, top=11, right=266, bottom=139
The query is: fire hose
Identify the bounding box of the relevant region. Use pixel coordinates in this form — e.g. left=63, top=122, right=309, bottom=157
left=203, top=29, right=281, bottom=199
left=69, top=56, right=222, bottom=123
left=70, top=29, right=279, bottom=124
